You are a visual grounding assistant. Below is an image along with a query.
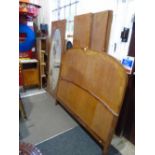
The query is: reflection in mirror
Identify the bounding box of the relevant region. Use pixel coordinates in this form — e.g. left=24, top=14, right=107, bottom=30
left=49, top=29, right=62, bottom=91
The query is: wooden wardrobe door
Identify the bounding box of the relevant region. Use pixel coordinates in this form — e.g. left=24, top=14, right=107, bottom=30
left=48, top=20, right=66, bottom=97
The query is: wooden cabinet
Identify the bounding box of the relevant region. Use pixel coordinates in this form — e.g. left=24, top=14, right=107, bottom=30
left=20, top=60, right=40, bottom=88
left=22, top=68, right=39, bottom=87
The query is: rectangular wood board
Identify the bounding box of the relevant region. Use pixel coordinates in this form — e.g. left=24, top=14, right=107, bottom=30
left=73, top=13, right=93, bottom=49
left=90, top=11, right=113, bottom=52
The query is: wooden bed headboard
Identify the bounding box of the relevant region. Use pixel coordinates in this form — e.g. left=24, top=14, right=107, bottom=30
left=56, top=48, right=128, bottom=154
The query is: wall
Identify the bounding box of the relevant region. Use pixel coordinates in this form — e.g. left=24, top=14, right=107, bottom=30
left=37, top=0, right=53, bottom=35
left=108, top=0, right=135, bottom=60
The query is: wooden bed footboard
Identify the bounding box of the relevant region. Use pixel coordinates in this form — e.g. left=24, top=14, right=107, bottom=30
left=56, top=48, right=128, bottom=154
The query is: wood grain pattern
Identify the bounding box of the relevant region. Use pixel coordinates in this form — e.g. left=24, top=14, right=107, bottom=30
left=90, top=11, right=110, bottom=52
left=105, top=11, right=113, bottom=52
left=73, top=11, right=113, bottom=52
left=20, top=61, right=40, bottom=88
left=56, top=49, right=127, bottom=154
left=22, top=68, right=40, bottom=87
left=60, top=77, right=118, bottom=117
left=73, top=13, right=93, bottom=48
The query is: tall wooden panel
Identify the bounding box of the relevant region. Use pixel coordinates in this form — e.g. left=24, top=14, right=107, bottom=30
left=56, top=49, right=128, bottom=155
left=73, top=13, right=93, bottom=48
left=48, top=20, right=66, bottom=96
left=90, top=11, right=113, bottom=52
left=51, top=20, right=66, bottom=54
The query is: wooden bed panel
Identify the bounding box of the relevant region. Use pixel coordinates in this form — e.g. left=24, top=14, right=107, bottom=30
left=91, top=102, right=114, bottom=142
left=57, top=80, right=114, bottom=142
left=60, top=49, right=127, bottom=114
left=90, top=11, right=112, bottom=52
left=73, top=11, right=113, bottom=52
left=56, top=48, right=127, bottom=154
left=73, top=13, right=93, bottom=48
left=57, top=80, right=97, bottom=125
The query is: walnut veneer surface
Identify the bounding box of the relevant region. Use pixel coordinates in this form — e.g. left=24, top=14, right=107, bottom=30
left=56, top=49, right=127, bottom=154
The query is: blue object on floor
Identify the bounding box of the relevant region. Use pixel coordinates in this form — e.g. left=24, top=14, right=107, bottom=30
left=37, top=126, right=121, bottom=155
left=19, top=23, right=36, bottom=52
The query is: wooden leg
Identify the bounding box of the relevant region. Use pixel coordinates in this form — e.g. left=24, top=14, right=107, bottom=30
left=102, top=120, right=116, bottom=155
left=55, top=100, right=59, bottom=105
left=103, top=144, right=110, bottom=155
left=103, top=148, right=108, bottom=155
left=22, top=86, right=26, bottom=92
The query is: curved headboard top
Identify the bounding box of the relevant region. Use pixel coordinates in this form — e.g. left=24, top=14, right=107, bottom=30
left=58, top=48, right=128, bottom=116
